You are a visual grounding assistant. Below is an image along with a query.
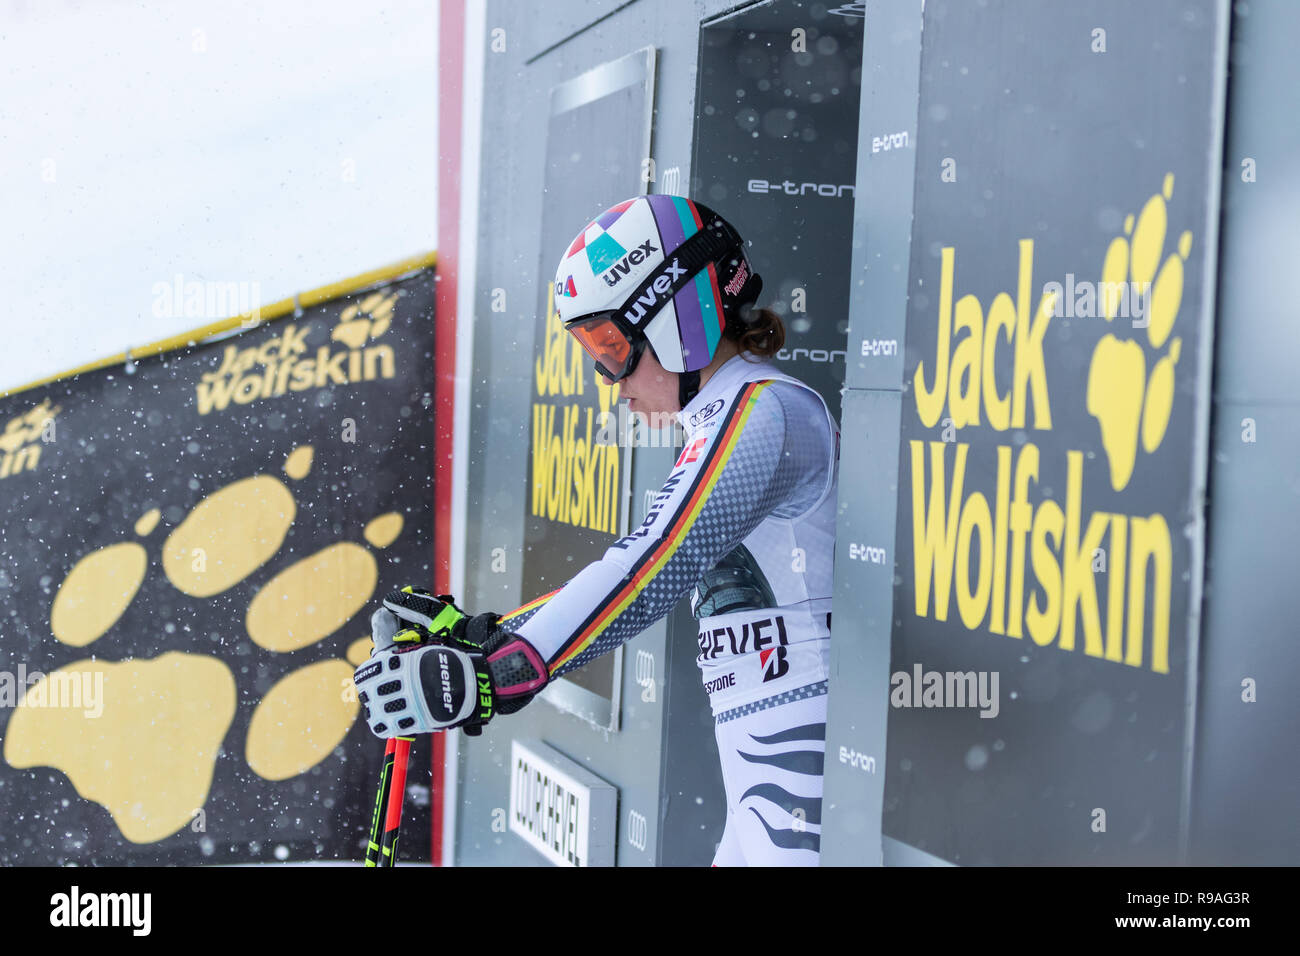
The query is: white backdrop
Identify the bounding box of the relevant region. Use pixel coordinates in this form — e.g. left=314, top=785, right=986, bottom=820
left=0, top=0, right=437, bottom=393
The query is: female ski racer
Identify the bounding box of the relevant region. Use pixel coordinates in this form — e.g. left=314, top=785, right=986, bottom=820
left=353, top=196, right=840, bottom=866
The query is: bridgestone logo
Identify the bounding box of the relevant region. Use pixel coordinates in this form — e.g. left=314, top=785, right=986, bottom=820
left=703, top=672, right=736, bottom=695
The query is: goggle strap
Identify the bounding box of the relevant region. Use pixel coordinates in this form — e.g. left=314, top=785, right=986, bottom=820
left=615, top=217, right=742, bottom=329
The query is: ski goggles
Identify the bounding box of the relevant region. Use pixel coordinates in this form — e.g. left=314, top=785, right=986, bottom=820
left=565, top=309, right=646, bottom=382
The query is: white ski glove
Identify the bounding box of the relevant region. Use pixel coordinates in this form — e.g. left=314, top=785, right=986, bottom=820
left=354, top=589, right=550, bottom=737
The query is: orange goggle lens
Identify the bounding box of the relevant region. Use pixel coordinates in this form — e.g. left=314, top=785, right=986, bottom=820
left=566, top=315, right=633, bottom=378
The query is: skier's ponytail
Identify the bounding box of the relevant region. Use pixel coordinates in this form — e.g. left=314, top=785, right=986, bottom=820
left=728, top=306, right=785, bottom=360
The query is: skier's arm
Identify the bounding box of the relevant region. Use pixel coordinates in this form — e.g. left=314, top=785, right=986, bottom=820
left=510, top=379, right=823, bottom=678
left=354, top=380, right=832, bottom=737
left=495, top=587, right=562, bottom=632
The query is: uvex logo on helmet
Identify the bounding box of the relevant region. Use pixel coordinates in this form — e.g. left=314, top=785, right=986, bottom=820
left=622, top=258, right=688, bottom=325
left=601, top=240, right=657, bottom=288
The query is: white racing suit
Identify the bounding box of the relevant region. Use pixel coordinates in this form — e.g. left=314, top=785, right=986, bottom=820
left=498, top=352, right=839, bottom=866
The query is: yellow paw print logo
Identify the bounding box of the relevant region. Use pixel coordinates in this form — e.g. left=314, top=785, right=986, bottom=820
left=332, top=291, right=396, bottom=350
left=3, top=445, right=392, bottom=844
left=1086, top=173, right=1192, bottom=491
left=0, top=398, right=60, bottom=454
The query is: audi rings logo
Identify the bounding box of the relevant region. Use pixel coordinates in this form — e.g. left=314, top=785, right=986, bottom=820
left=627, top=810, right=648, bottom=852
left=689, top=399, right=724, bottom=428
left=635, top=649, right=656, bottom=703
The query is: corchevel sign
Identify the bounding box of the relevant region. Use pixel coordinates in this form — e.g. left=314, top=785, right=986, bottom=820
left=509, top=739, right=616, bottom=867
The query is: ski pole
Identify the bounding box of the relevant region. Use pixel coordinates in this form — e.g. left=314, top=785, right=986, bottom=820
left=360, top=607, right=427, bottom=866
left=364, top=606, right=414, bottom=866
left=379, top=737, right=414, bottom=866
left=365, top=737, right=398, bottom=866
left=365, top=736, right=414, bottom=866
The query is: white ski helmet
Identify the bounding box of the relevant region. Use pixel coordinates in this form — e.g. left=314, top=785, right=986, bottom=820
left=552, top=196, right=763, bottom=398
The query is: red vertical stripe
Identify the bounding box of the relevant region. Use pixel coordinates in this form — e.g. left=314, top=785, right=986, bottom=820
left=706, top=262, right=725, bottom=336
left=433, top=0, right=466, bottom=869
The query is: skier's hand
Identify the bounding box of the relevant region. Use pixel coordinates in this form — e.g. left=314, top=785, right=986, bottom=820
left=381, top=586, right=471, bottom=639
left=368, top=605, right=429, bottom=655
left=354, top=599, right=550, bottom=738
left=353, top=633, right=491, bottom=737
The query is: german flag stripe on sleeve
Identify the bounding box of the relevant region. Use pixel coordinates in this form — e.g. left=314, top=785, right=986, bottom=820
left=547, top=380, right=775, bottom=674
left=500, top=587, right=561, bottom=624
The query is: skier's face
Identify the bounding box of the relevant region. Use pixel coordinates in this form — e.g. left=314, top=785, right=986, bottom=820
left=600, top=346, right=680, bottom=416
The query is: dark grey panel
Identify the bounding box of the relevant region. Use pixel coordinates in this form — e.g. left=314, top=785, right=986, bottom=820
left=459, top=2, right=676, bottom=868
left=681, top=0, right=865, bottom=864
left=821, top=388, right=902, bottom=866
left=883, top=835, right=954, bottom=867
left=691, top=13, right=864, bottom=425
left=460, top=0, right=747, bottom=866
left=519, top=45, right=655, bottom=728
left=629, top=438, right=723, bottom=868
left=519, top=0, right=644, bottom=63
left=1190, top=0, right=1300, bottom=865
left=820, top=0, right=923, bottom=866
left=657, top=600, right=728, bottom=866
left=881, top=0, right=1227, bottom=865
left=844, top=0, right=922, bottom=391
left=1192, top=3, right=1300, bottom=408
left=1192, top=402, right=1300, bottom=864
